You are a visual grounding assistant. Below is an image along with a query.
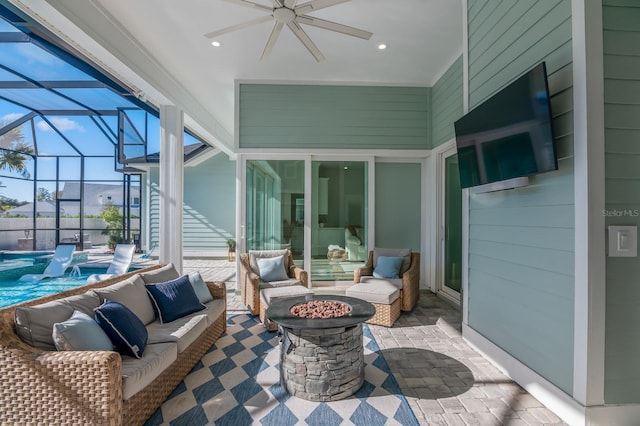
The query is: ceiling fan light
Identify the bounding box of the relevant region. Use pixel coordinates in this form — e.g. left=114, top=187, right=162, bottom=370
left=377, top=43, right=387, bottom=50
left=211, top=41, right=221, bottom=47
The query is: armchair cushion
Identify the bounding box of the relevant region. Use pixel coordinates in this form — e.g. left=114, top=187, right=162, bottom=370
left=373, top=256, right=403, bottom=279
left=257, top=255, right=289, bottom=282
left=259, top=278, right=301, bottom=289
left=373, top=248, right=412, bottom=275
left=249, top=249, right=289, bottom=276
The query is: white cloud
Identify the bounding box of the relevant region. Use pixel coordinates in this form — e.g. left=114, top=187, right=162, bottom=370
left=1, top=113, right=23, bottom=123
left=36, top=118, right=84, bottom=132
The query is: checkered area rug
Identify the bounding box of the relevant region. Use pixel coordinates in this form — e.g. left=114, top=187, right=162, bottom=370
left=145, top=314, right=418, bottom=426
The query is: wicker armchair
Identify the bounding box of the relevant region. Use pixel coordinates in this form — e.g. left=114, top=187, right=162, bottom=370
left=239, top=249, right=309, bottom=316
left=354, top=250, right=420, bottom=312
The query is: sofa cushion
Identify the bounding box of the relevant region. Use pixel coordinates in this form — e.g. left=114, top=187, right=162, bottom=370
left=200, top=299, right=226, bottom=327
left=15, top=291, right=102, bottom=350
left=145, top=275, right=205, bottom=324
left=139, top=263, right=180, bottom=284
left=260, top=285, right=313, bottom=306
left=249, top=249, right=289, bottom=276
left=373, top=248, right=412, bottom=275
left=121, top=342, right=177, bottom=400
left=360, top=276, right=403, bottom=290
left=188, top=272, right=213, bottom=304
left=94, top=300, right=148, bottom=359
left=257, top=255, right=289, bottom=282
left=259, top=278, right=301, bottom=289
left=52, top=310, right=114, bottom=352
left=346, top=282, right=400, bottom=305
left=146, top=313, right=208, bottom=353
left=373, top=256, right=403, bottom=279
left=93, top=275, right=156, bottom=325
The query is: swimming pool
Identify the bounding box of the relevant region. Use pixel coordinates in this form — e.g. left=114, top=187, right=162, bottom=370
left=0, top=251, right=89, bottom=282
left=0, top=267, right=109, bottom=309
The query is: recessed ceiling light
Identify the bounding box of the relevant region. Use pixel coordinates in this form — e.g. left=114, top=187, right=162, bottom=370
left=211, top=41, right=221, bottom=47
left=377, top=43, right=387, bottom=50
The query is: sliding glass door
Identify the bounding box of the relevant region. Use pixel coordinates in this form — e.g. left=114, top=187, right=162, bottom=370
left=245, top=160, right=305, bottom=262
left=440, top=150, right=462, bottom=301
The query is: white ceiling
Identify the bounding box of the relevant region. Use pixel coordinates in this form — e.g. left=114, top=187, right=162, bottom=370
left=25, top=0, right=463, bottom=153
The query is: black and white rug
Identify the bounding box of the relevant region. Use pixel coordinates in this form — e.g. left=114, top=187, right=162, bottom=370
left=145, top=314, right=418, bottom=426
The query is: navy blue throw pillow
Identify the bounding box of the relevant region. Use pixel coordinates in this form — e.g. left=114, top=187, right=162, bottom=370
left=145, top=275, right=205, bottom=324
left=94, top=300, right=148, bottom=359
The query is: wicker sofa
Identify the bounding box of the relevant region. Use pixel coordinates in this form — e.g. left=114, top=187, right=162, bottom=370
left=0, top=263, right=227, bottom=426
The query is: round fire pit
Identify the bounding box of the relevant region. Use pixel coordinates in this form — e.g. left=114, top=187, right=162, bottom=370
left=266, top=295, right=375, bottom=402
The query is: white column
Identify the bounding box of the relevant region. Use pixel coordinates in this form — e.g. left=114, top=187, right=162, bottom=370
left=572, top=0, right=606, bottom=406
left=159, top=105, right=184, bottom=273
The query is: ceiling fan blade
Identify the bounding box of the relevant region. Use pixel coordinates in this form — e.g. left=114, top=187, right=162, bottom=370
left=204, top=15, right=274, bottom=38
left=284, top=0, right=298, bottom=7
left=221, top=0, right=273, bottom=12
left=270, top=0, right=283, bottom=7
left=295, top=0, right=350, bottom=14
left=296, top=15, right=372, bottom=40
left=287, top=21, right=325, bottom=62
left=260, top=21, right=284, bottom=61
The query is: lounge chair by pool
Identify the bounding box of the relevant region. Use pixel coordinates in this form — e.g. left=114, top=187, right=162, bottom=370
left=86, top=244, right=136, bottom=283
left=19, top=245, right=76, bottom=281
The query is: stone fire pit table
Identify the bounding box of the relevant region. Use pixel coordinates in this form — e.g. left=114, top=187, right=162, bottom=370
left=266, top=295, right=375, bottom=401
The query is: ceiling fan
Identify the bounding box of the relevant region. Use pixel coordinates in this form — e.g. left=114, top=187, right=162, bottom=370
left=204, top=0, right=372, bottom=62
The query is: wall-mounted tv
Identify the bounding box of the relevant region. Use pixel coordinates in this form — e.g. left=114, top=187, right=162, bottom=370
left=454, top=62, right=557, bottom=190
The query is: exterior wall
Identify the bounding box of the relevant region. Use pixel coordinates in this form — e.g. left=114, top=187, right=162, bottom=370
left=149, top=154, right=236, bottom=256
left=466, top=0, right=575, bottom=394
left=431, top=56, right=464, bottom=148
left=374, top=162, right=422, bottom=251
left=238, top=84, right=430, bottom=149
left=603, top=0, right=640, bottom=404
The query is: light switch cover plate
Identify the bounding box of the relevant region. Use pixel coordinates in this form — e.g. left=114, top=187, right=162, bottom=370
left=608, top=226, right=637, bottom=257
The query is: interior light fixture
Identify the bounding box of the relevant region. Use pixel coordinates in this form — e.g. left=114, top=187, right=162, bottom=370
left=211, top=41, right=221, bottom=47
left=377, top=43, right=387, bottom=50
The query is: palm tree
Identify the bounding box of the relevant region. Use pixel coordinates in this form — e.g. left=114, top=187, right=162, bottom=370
left=0, top=120, right=34, bottom=178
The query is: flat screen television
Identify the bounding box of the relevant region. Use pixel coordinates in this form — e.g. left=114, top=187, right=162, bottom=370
left=454, top=62, right=557, bottom=190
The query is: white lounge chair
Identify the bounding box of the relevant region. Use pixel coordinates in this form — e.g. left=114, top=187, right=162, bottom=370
left=86, top=244, right=136, bottom=284
left=19, top=244, right=76, bottom=281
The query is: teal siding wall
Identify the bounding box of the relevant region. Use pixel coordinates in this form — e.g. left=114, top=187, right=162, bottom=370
left=431, top=56, right=464, bottom=148
left=466, top=0, right=575, bottom=394
left=148, top=154, right=237, bottom=254
left=603, top=0, right=640, bottom=404
left=374, top=163, right=422, bottom=251
left=239, top=84, right=430, bottom=149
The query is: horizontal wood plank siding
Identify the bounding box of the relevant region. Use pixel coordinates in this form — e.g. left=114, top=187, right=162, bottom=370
left=239, top=84, right=430, bottom=149
left=431, top=56, right=464, bottom=148
left=466, top=0, right=574, bottom=394
left=603, top=0, right=640, bottom=404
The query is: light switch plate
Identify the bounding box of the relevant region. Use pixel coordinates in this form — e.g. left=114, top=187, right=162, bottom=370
left=608, top=226, right=637, bottom=257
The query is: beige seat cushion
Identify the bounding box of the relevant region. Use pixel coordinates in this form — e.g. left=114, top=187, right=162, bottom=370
left=200, top=299, right=226, bottom=327
left=260, top=285, right=313, bottom=306
left=121, top=342, right=177, bottom=400
left=92, top=275, right=156, bottom=325
left=346, top=282, right=400, bottom=305
left=360, top=276, right=404, bottom=290
left=138, top=263, right=180, bottom=284
left=146, top=314, right=208, bottom=353
left=259, top=278, right=301, bottom=289
left=14, top=291, right=102, bottom=350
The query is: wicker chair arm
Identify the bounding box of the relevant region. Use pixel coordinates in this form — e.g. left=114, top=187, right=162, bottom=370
left=0, top=348, right=123, bottom=424
left=291, top=266, right=308, bottom=287
left=206, top=281, right=227, bottom=302
left=353, top=266, right=372, bottom=283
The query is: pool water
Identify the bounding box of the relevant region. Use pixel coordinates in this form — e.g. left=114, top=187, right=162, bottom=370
left=0, top=267, right=108, bottom=309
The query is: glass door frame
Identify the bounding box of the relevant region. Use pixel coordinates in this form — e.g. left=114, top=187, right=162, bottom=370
left=437, top=143, right=462, bottom=304
left=237, top=153, right=375, bottom=286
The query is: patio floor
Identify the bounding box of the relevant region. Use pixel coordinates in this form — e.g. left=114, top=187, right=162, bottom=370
left=179, top=258, right=565, bottom=425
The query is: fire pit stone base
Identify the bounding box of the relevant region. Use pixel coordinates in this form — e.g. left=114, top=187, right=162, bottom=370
left=280, top=324, right=364, bottom=401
